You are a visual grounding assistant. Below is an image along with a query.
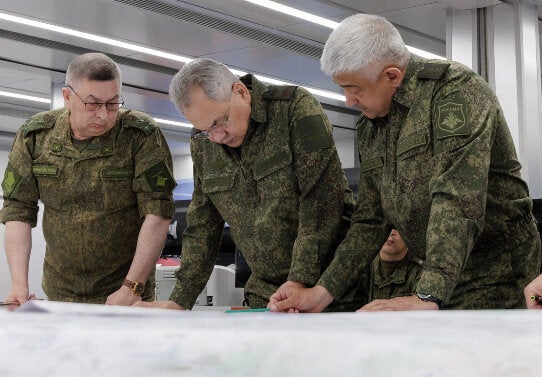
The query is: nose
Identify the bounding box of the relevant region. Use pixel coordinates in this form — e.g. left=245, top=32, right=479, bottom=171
left=209, top=128, right=227, bottom=144
left=95, top=104, right=109, bottom=119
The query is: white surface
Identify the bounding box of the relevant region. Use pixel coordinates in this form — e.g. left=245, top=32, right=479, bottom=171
left=0, top=301, right=541, bottom=377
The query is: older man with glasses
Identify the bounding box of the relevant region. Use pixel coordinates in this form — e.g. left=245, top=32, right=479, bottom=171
left=136, top=58, right=365, bottom=311
left=0, top=52, right=176, bottom=305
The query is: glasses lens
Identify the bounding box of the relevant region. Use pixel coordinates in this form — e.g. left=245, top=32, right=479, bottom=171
left=84, top=103, right=101, bottom=111
left=105, top=102, right=123, bottom=111
left=193, top=130, right=209, bottom=139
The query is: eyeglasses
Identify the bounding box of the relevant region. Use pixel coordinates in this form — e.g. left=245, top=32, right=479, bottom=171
left=66, top=84, right=124, bottom=111
left=193, top=92, right=233, bottom=140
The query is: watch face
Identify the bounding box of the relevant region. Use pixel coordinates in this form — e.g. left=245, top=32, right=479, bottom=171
left=133, top=282, right=145, bottom=295
left=417, top=293, right=441, bottom=305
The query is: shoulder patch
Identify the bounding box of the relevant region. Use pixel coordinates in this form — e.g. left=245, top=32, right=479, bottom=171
left=142, top=160, right=176, bottom=192
left=122, top=111, right=156, bottom=136
left=435, top=97, right=469, bottom=140
left=1, top=163, right=23, bottom=198
left=293, top=115, right=333, bottom=152
left=22, top=112, right=58, bottom=137
left=262, top=85, right=298, bottom=100
left=417, top=62, right=450, bottom=80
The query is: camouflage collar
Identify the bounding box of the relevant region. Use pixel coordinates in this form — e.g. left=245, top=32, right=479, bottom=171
left=392, top=54, right=428, bottom=110
left=240, top=74, right=268, bottom=125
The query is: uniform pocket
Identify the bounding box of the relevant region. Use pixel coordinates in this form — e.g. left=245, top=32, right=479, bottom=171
left=201, top=170, right=237, bottom=194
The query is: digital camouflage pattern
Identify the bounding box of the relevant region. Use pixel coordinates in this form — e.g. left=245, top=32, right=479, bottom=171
left=169, top=74, right=363, bottom=310
left=318, top=55, right=542, bottom=309
left=0, top=108, right=175, bottom=303
left=368, top=252, right=423, bottom=301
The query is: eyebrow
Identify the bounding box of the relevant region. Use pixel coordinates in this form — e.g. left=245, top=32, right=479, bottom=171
left=84, top=94, right=120, bottom=102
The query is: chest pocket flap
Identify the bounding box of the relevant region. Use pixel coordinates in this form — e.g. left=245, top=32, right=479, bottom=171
left=253, top=147, right=292, bottom=181
left=202, top=170, right=238, bottom=194
left=397, top=132, right=428, bottom=160
left=360, top=156, right=383, bottom=174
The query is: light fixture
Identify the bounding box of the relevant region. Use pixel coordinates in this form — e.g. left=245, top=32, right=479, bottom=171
left=0, top=90, right=51, bottom=104
left=153, top=118, right=192, bottom=129
left=243, top=0, right=339, bottom=29
left=0, top=88, right=191, bottom=128
left=242, top=0, right=446, bottom=60
left=0, top=11, right=346, bottom=103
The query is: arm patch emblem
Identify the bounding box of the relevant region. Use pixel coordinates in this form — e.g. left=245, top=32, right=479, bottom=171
left=294, top=115, right=333, bottom=153
left=142, top=161, right=176, bottom=192
left=2, top=164, right=23, bottom=198
left=435, top=98, right=469, bottom=140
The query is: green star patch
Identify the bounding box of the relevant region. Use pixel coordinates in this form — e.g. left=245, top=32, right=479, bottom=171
left=2, top=163, right=23, bottom=198
left=435, top=98, right=469, bottom=140
left=142, top=161, right=176, bottom=192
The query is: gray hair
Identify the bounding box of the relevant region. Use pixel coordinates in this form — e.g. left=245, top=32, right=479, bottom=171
left=65, top=52, right=122, bottom=85
left=169, top=58, right=239, bottom=113
left=321, top=14, right=410, bottom=81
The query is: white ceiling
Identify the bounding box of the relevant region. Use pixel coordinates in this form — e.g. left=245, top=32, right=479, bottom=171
left=0, top=0, right=538, bottom=155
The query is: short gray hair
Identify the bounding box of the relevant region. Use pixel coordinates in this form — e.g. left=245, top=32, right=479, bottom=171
left=169, top=58, right=239, bottom=113
left=65, top=52, right=122, bottom=85
left=321, top=14, right=410, bottom=81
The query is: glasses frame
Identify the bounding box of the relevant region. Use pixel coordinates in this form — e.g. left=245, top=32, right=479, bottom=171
left=66, top=84, right=124, bottom=111
left=193, top=89, right=233, bottom=140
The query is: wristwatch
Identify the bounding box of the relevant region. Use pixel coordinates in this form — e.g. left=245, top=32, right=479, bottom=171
left=122, top=278, right=145, bottom=296
left=416, top=293, right=442, bottom=307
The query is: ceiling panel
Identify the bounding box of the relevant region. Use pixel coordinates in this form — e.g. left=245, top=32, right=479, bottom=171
left=2, top=0, right=532, bottom=157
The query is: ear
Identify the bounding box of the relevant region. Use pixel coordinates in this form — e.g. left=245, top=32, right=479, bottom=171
left=61, top=86, right=71, bottom=105
left=232, top=81, right=251, bottom=103
left=383, top=67, right=403, bottom=88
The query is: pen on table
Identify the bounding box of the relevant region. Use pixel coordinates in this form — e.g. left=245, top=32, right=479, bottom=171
left=530, top=295, right=542, bottom=305
left=0, top=301, right=20, bottom=306
left=225, top=307, right=270, bottom=313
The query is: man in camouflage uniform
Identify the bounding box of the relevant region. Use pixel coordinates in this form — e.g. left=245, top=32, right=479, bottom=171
left=367, top=228, right=422, bottom=303
left=269, top=14, right=541, bottom=312
left=1, top=53, right=175, bottom=305
left=136, top=58, right=363, bottom=311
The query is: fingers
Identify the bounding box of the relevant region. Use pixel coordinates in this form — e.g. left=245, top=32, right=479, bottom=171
left=268, top=297, right=292, bottom=312
left=133, top=300, right=184, bottom=310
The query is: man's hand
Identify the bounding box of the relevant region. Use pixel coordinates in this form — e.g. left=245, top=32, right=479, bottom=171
left=268, top=285, right=334, bottom=313
left=357, top=295, right=439, bottom=311
left=4, top=283, right=33, bottom=306
left=524, top=274, right=542, bottom=309
left=270, top=281, right=306, bottom=313
left=105, top=285, right=142, bottom=306
left=133, top=300, right=184, bottom=310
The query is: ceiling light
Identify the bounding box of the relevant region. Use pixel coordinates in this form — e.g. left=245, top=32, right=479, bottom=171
left=153, top=118, right=192, bottom=128
left=0, top=12, right=191, bottom=64
left=243, top=0, right=339, bottom=28
left=243, top=0, right=446, bottom=60
left=0, top=11, right=346, bottom=102
left=0, top=90, right=51, bottom=103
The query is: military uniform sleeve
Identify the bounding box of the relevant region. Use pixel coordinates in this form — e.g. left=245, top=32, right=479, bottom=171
left=416, top=72, right=499, bottom=303
left=0, top=126, right=40, bottom=226
left=169, top=142, right=226, bottom=309
left=127, top=112, right=175, bottom=219
left=316, top=129, right=388, bottom=300
left=287, top=87, right=355, bottom=285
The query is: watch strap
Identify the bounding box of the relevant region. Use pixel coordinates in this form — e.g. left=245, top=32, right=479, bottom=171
left=416, top=293, right=442, bottom=307
left=122, top=278, right=145, bottom=296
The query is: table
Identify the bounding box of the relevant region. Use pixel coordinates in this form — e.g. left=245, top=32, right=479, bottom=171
left=0, top=301, right=541, bottom=377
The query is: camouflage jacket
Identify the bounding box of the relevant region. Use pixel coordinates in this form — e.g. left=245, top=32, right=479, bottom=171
left=170, top=74, right=359, bottom=309
left=0, top=108, right=175, bottom=303
left=369, top=252, right=423, bottom=301
left=318, top=55, right=541, bottom=309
